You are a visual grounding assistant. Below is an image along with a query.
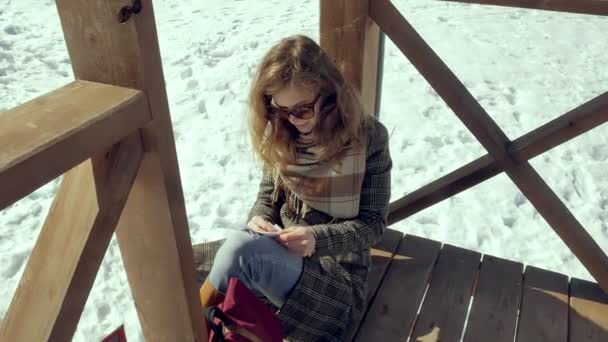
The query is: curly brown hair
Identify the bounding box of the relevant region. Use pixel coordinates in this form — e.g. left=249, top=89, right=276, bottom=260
left=247, top=34, right=373, bottom=173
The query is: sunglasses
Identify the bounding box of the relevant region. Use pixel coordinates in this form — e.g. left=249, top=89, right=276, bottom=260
left=266, top=94, right=321, bottom=120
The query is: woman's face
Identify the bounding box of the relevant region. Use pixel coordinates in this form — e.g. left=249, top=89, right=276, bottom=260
left=271, top=83, right=322, bottom=135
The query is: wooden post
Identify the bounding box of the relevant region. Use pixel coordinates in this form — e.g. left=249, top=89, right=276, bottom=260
left=320, top=0, right=383, bottom=116
left=55, top=0, right=206, bottom=340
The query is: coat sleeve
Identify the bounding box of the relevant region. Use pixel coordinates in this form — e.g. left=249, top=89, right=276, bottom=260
left=246, top=168, right=283, bottom=225
left=309, top=121, right=392, bottom=257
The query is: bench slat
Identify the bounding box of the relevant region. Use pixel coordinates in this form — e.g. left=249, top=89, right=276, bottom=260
left=569, top=277, right=608, bottom=342
left=410, top=244, right=481, bottom=342
left=464, top=255, right=523, bottom=342
left=366, top=228, right=404, bottom=302
left=516, top=266, right=568, bottom=342
left=355, top=234, right=441, bottom=341
left=346, top=228, right=403, bottom=341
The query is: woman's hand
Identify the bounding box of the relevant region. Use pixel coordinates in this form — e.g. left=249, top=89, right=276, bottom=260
left=247, top=215, right=276, bottom=233
left=276, top=226, right=316, bottom=257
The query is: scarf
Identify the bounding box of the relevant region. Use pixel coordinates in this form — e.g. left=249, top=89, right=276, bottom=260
left=271, top=130, right=368, bottom=221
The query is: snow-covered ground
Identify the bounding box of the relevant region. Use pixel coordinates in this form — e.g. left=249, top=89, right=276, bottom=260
left=1, top=0, right=607, bottom=340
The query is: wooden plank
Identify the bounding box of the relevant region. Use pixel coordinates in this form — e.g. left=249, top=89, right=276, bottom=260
left=355, top=234, right=441, bottom=341
left=0, top=80, right=149, bottom=211
left=344, top=228, right=403, bottom=341
left=463, top=255, right=523, bottom=342
left=0, top=135, right=143, bottom=341
left=55, top=1, right=205, bottom=340
left=371, top=0, right=608, bottom=293
left=516, top=266, right=568, bottom=342
left=388, top=91, right=608, bottom=224
left=320, top=0, right=382, bottom=116
left=439, top=0, right=608, bottom=16
left=367, top=228, right=404, bottom=301
left=410, top=244, right=481, bottom=342
left=569, top=278, right=608, bottom=342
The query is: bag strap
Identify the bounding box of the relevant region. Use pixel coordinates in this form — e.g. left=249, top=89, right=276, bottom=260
left=204, top=306, right=265, bottom=342
left=204, top=306, right=226, bottom=342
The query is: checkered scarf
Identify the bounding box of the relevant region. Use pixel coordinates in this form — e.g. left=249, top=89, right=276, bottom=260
left=271, top=131, right=368, bottom=220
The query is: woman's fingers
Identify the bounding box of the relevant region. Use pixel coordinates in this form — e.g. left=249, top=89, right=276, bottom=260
left=258, top=217, right=277, bottom=231
left=248, top=216, right=277, bottom=232
left=246, top=221, right=260, bottom=232
left=279, top=237, right=311, bottom=257
left=277, top=227, right=303, bottom=241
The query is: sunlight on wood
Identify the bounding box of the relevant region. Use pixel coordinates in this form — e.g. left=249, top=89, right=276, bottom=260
left=571, top=297, right=608, bottom=326
left=416, top=326, right=441, bottom=342
left=529, top=286, right=569, bottom=304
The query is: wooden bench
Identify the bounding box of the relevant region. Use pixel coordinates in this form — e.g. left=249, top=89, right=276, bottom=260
left=350, top=228, right=608, bottom=342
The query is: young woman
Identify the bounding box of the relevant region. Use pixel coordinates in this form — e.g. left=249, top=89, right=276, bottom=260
left=197, top=34, right=392, bottom=342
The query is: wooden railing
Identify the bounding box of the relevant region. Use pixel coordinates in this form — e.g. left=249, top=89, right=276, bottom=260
left=439, top=0, right=608, bottom=16
left=1, top=1, right=606, bottom=341
left=320, top=0, right=608, bottom=295
left=0, top=1, right=206, bottom=341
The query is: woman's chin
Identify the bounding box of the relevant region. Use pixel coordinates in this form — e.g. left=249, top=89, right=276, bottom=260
left=294, top=125, right=310, bottom=133
left=298, top=127, right=313, bottom=134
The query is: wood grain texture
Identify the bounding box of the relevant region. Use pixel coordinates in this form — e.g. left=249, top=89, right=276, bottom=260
left=0, top=134, right=143, bottom=342
left=345, top=228, right=403, bottom=341
left=463, top=255, right=523, bottom=342
left=371, top=0, right=608, bottom=293
left=55, top=1, right=205, bottom=339
left=388, top=91, right=608, bottom=223
left=355, top=234, right=441, bottom=341
left=320, top=0, right=382, bottom=116
left=114, top=152, right=198, bottom=341
left=0, top=80, right=149, bottom=211
left=409, top=244, right=481, bottom=342
left=569, top=277, right=608, bottom=342
left=516, top=266, right=568, bottom=342
left=366, top=228, right=404, bottom=302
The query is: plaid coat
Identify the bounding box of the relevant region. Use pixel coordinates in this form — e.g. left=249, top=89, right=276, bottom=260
left=249, top=117, right=392, bottom=341
left=194, top=117, right=392, bottom=341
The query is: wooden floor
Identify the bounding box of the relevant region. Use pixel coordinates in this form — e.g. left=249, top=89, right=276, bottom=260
left=350, top=229, right=608, bottom=342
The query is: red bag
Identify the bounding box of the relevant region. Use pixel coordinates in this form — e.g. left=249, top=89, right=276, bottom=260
left=100, top=325, right=127, bottom=342
left=204, top=277, right=284, bottom=342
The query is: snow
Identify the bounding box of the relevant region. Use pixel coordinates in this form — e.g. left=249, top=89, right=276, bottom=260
left=1, top=0, right=607, bottom=341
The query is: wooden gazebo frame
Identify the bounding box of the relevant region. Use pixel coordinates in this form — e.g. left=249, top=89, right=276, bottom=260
left=327, top=1, right=608, bottom=340
left=0, top=0, right=606, bottom=341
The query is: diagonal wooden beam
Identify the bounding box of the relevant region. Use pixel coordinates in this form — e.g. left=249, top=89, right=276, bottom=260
left=0, top=81, right=150, bottom=211
left=371, top=0, right=608, bottom=293
left=509, top=92, right=608, bottom=158
left=389, top=91, right=608, bottom=223
left=0, top=134, right=143, bottom=341
left=438, top=0, right=608, bottom=16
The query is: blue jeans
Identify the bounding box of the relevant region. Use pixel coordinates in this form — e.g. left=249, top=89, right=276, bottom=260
left=207, top=229, right=304, bottom=308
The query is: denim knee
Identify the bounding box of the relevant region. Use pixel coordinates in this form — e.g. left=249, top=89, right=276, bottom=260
left=207, top=229, right=303, bottom=307
left=208, top=230, right=261, bottom=289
